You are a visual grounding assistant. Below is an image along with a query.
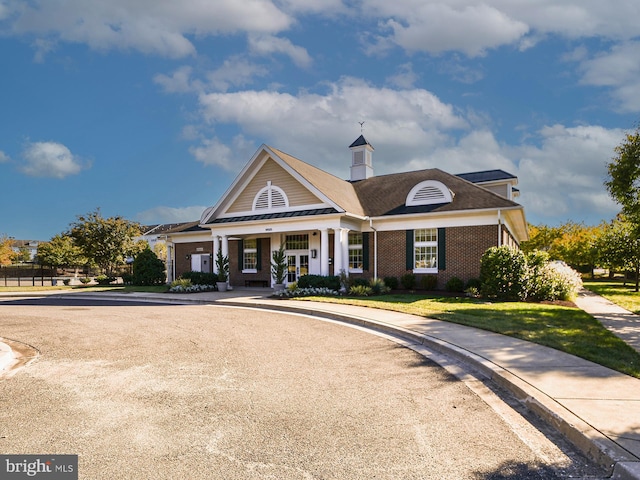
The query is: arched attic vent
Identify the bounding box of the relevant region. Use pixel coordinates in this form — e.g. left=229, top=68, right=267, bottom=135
left=253, top=181, right=289, bottom=211
left=406, top=180, right=454, bottom=206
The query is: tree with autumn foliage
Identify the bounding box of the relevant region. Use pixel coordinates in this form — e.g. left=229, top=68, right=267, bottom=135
left=522, top=222, right=603, bottom=276
left=0, top=235, right=15, bottom=266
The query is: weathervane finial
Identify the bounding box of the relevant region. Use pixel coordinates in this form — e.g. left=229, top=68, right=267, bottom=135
left=358, top=121, right=365, bottom=133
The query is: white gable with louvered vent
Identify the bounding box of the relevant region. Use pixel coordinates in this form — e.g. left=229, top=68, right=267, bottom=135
left=406, top=180, right=453, bottom=206
left=252, top=181, right=290, bottom=211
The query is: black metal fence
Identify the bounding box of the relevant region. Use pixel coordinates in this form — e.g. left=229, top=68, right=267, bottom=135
left=0, top=264, right=56, bottom=287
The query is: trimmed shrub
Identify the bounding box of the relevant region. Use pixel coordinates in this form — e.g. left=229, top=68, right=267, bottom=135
left=95, top=274, right=116, bottom=285
left=445, top=276, right=464, bottom=293
left=181, top=271, right=218, bottom=286
left=401, top=273, right=416, bottom=290
left=132, top=247, right=166, bottom=286
left=480, top=246, right=528, bottom=300
left=351, top=277, right=370, bottom=288
left=420, top=275, right=437, bottom=291
left=465, top=278, right=481, bottom=290
left=383, top=276, right=398, bottom=290
left=298, top=275, right=341, bottom=291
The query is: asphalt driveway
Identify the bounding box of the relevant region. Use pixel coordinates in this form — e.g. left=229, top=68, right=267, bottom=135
left=0, top=298, right=604, bottom=479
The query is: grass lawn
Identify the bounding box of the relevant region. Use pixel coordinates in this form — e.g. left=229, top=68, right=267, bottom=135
left=299, top=294, right=640, bottom=379
left=583, top=280, right=640, bottom=315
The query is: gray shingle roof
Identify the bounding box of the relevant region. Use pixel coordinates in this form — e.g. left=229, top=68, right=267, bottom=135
left=352, top=168, right=520, bottom=217
left=456, top=169, right=516, bottom=183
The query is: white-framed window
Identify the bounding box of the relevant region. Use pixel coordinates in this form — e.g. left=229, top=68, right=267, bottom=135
left=243, top=238, right=258, bottom=272
left=285, top=234, right=308, bottom=250
left=348, top=232, right=363, bottom=272
left=414, top=228, right=437, bottom=272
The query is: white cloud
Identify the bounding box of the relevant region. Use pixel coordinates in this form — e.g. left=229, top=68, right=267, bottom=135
left=379, top=4, right=529, bottom=57
left=364, top=1, right=640, bottom=57
left=4, top=0, right=292, bottom=58
left=386, top=63, right=418, bottom=89
left=248, top=34, right=312, bottom=68
left=189, top=137, right=233, bottom=170
left=206, top=57, right=269, bottom=92
left=197, top=77, right=467, bottom=171
left=20, top=141, right=88, bottom=179
left=136, top=205, right=206, bottom=224
left=154, top=66, right=200, bottom=94
left=0, top=150, right=9, bottom=163
left=576, top=41, right=640, bottom=112
left=515, top=124, right=623, bottom=222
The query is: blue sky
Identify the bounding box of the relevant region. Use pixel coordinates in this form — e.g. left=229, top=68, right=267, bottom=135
left=1, top=0, right=639, bottom=240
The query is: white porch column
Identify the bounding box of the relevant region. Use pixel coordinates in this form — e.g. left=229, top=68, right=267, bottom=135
left=341, top=228, right=350, bottom=277
left=320, top=229, right=329, bottom=276
left=212, top=234, right=220, bottom=274
left=221, top=235, right=229, bottom=258
left=333, top=228, right=349, bottom=276
left=166, top=243, right=174, bottom=283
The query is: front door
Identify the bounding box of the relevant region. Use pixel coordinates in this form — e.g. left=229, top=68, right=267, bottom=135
left=287, top=253, right=309, bottom=283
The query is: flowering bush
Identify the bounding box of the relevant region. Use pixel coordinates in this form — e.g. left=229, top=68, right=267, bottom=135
left=481, top=246, right=582, bottom=302
left=529, top=261, right=583, bottom=301
left=272, top=287, right=339, bottom=298
left=169, top=278, right=216, bottom=293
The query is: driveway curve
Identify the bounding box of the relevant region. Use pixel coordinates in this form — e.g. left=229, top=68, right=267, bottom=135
left=0, top=300, right=603, bottom=479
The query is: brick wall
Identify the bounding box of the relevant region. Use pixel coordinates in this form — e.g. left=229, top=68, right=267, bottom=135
left=228, top=238, right=271, bottom=286
left=174, top=242, right=213, bottom=278
left=442, top=225, right=497, bottom=285
left=373, top=225, right=499, bottom=289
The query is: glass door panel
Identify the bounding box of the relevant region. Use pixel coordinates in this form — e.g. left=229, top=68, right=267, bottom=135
left=299, top=255, right=309, bottom=277
left=287, top=255, right=297, bottom=283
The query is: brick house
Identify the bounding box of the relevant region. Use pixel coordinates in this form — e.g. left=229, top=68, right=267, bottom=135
left=165, top=136, right=528, bottom=288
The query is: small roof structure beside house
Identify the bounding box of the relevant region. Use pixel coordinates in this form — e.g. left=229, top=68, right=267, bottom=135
left=164, top=136, right=528, bottom=288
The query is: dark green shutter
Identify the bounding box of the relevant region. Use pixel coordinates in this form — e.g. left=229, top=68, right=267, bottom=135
left=362, top=232, right=370, bottom=271
left=438, top=228, right=446, bottom=271
left=257, top=238, right=262, bottom=271
left=405, top=230, right=414, bottom=270
left=238, top=239, right=244, bottom=272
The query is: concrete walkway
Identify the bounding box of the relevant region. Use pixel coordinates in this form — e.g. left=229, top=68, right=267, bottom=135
left=1, top=287, right=640, bottom=479
left=574, top=288, right=640, bottom=354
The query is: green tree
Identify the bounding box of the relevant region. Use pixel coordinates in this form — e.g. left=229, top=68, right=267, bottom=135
left=69, top=209, right=144, bottom=276
left=599, top=215, right=640, bottom=291
left=132, top=247, right=166, bottom=285
left=605, top=127, right=640, bottom=228
left=37, top=234, right=86, bottom=272
left=0, top=235, right=15, bottom=266
left=551, top=221, right=602, bottom=276
left=13, top=246, right=31, bottom=264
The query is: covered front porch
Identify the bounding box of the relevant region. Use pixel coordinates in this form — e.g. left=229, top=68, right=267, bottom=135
left=212, top=226, right=367, bottom=288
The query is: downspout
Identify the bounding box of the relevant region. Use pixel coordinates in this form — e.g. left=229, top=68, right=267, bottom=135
left=497, top=209, right=502, bottom=246
left=369, top=217, right=378, bottom=279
